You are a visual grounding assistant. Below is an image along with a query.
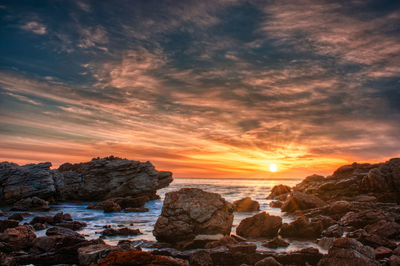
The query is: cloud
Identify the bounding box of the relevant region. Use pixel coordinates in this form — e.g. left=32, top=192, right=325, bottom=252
left=20, top=21, right=47, bottom=35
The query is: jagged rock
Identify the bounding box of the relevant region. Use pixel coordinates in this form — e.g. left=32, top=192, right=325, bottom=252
left=93, top=250, right=189, bottom=266
left=46, top=226, right=84, bottom=238
left=275, top=247, right=322, bottom=266
left=390, top=255, right=400, bottom=266
left=266, top=185, right=291, bottom=199
left=153, top=188, right=233, bottom=243
left=57, top=156, right=173, bottom=201
left=262, top=236, right=289, bottom=249
left=317, top=237, right=335, bottom=250
left=269, top=201, right=283, bottom=208
left=0, top=220, right=19, bottom=233
left=7, top=213, right=24, bottom=221
left=338, top=210, right=388, bottom=228
left=189, top=249, right=213, bottom=266
left=32, top=223, right=47, bottom=231
left=364, top=220, right=400, bottom=239
left=0, top=162, right=57, bottom=204
left=102, top=200, right=122, bottom=213
left=322, top=224, right=344, bottom=238
left=374, top=246, right=392, bottom=259
left=233, top=197, right=260, bottom=212
left=30, top=212, right=87, bottom=230
left=236, top=212, right=282, bottom=238
left=329, top=201, right=352, bottom=214
left=255, top=256, right=282, bottom=266
left=204, top=235, right=238, bottom=248
left=11, top=197, right=50, bottom=211
left=318, top=237, right=379, bottom=266
left=78, top=244, right=132, bottom=266
left=311, top=215, right=336, bottom=229
left=101, top=227, right=141, bottom=236
left=0, top=225, right=36, bottom=250
left=347, top=229, right=397, bottom=249
left=280, top=216, right=323, bottom=239
left=281, top=191, right=325, bottom=212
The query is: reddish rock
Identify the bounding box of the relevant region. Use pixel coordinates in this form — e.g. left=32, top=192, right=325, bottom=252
left=8, top=213, right=24, bottom=221
left=124, top=207, right=149, bottom=212
left=11, top=197, right=50, bottom=212
left=0, top=219, right=19, bottom=233
left=153, top=188, right=233, bottom=243
left=390, top=255, right=400, bottom=266
left=255, top=256, right=282, bottom=266
left=30, top=215, right=54, bottom=225
left=311, top=215, right=336, bottom=229
left=269, top=201, right=283, bottom=208
left=46, top=226, right=84, bottom=238
left=338, top=210, right=387, bottom=228
left=374, top=246, right=392, bottom=259
left=204, top=235, right=238, bottom=248
left=266, top=185, right=291, bottom=199
left=32, top=223, right=47, bottom=231
left=102, top=200, right=122, bottom=213
left=280, top=216, right=323, bottom=239
left=281, top=191, right=325, bottom=213
left=101, top=227, right=141, bottom=236
left=262, top=236, right=289, bottom=249
left=93, top=250, right=189, bottom=266
left=0, top=225, right=36, bottom=250
left=236, top=212, right=282, bottom=238
left=275, top=247, right=322, bottom=266
left=78, top=244, right=125, bottom=266
left=189, top=250, right=213, bottom=266
left=322, top=224, right=344, bottom=238
left=365, top=220, right=400, bottom=239
left=328, top=200, right=352, bottom=214
left=318, top=237, right=379, bottom=266
left=233, top=197, right=260, bottom=212
left=113, top=196, right=149, bottom=209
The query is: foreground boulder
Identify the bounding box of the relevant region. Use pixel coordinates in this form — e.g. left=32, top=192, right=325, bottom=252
left=281, top=191, right=325, bottom=213
left=233, top=197, right=260, bottom=212
left=318, top=237, right=379, bottom=266
left=153, top=188, right=233, bottom=243
left=236, top=212, right=282, bottom=238
left=0, top=225, right=36, bottom=251
left=0, top=156, right=173, bottom=204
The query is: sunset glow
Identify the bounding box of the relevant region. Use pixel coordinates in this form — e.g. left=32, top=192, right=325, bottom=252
left=0, top=1, right=399, bottom=178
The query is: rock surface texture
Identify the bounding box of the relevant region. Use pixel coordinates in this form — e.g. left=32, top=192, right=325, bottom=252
left=0, top=156, right=172, bottom=204
left=236, top=212, right=282, bottom=238
left=153, top=188, right=234, bottom=243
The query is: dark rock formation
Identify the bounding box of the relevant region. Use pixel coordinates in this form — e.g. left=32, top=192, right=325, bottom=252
left=0, top=156, right=172, bottom=204
left=233, top=197, right=260, bottom=212
left=0, top=225, right=36, bottom=251
left=8, top=213, right=24, bottom=221
left=29, top=212, right=87, bottom=231
left=262, top=236, right=289, bottom=249
left=153, top=188, right=233, bottom=243
left=101, top=227, right=141, bottom=236
left=0, top=220, right=19, bottom=233
left=266, top=184, right=291, bottom=199
left=236, top=212, right=282, bottom=238
left=11, top=196, right=50, bottom=211
left=255, top=256, right=282, bottom=266
left=281, top=191, right=326, bottom=212
left=280, top=216, right=323, bottom=239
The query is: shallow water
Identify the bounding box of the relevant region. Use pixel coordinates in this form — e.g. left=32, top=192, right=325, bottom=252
left=1, top=178, right=327, bottom=253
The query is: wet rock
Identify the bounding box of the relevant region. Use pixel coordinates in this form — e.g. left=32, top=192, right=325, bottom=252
left=318, top=237, right=379, bottom=266
left=374, top=246, right=392, bottom=260
left=189, top=249, right=213, bottom=266
left=266, top=185, right=291, bottom=199
left=365, top=220, right=400, bottom=239
left=275, top=247, right=322, bottom=266
left=29, top=212, right=86, bottom=230
left=269, top=201, right=283, bottom=208
left=32, top=223, right=47, bottom=231
left=57, top=156, right=173, bottom=202
left=280, top=216, right=323, bottom=239
left=0, top=225, right=36, bottom=250
left=93, top=250, right=189, bottom=266
left=113, top=195, right=150, bottom=209
left=236, top=212, right=282, bottom=238
left=102, top=200, right=122, bottom=213
left=124, top=207, right=149, bottom=212
left=255, top=256, right=282, bottom=266
left=281, top=191, right=325, bottom=213
left=233, top=197, right=260, bottom=212
left=153, top=188, right=233, bottom=243
left=46, top=226, right=85, bottom=238
left=30, top=215, right=53, bottom=225
left=322, top=224, right=344, bottom=238
left=347, top=229, right=397, bottom=249
left=311, top=215, right=336, bottom=229
left=394, top=245, right=400, bottom=256
left=8, top=213, right=24, bottom=221
left=204, top=235, right=238, bottom=248
left=63, top=213, right=73, bottom=221
left=56, top=220, right=87, bottom=230
left=78, top=244, right=124, bottom=266
left=329, top=200, right=352, bottom=214
left=262, top=236, right=289, bottom=249
left=0, top=219, right=19, bottom=233
left=390, top=255, right=400, bottom=266
left=317, top=237, right=335, bottom=250
left=11, top=197, right=50, bottom=212
left=101, top=227, right=141, bottom=236
left=0, top=162, right=57, bottom=203
left=338, top=209, right=387, bottom=228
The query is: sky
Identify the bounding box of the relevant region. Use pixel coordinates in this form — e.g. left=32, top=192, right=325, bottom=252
left=0, top=0, right=399, bottom=178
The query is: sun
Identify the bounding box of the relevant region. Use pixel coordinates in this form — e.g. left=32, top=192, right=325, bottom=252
left=269, top=163, right=278, bottom=173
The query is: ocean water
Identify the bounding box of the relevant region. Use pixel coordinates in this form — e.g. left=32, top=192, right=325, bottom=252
left=1, top=178, right=328, bottom=253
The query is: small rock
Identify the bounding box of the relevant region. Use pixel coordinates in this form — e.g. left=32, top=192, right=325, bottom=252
left=389, top=255, right=400, bottom=266
left=374, top=246, right=392, bottom=260
left=236, top=212, right=282, bottom=238
left=189, top=250, right=213, bottom=266
left=329, top=200, right=352, bottom=214
left=101, top=227, right=141, bottom=236
left=269, top=201, right=283, bottom=208
left=32, top=223, right=47, bottom=231
left=255, top=256, right=282, bottom=266
left=0, top=219, right=19, bottom=233
left=266, top=185, right=291, bottom=199
left=102, top=200, right=122, bottom=213
left=11, top=197, right=50, bottom=212
left=8, top=213, right=24, bottom=221
left=78, top=244, right=120, bottom=266
left=46, top=226, right=85, bottom=238
left=280, top=216, right=323, bottom=239
left=0, top=225, right=36, bottom=250
left=262, top=236, right=289, bottom=249
left=124, top=207, right=149, bottom=212
left=233, top=197, right=260, bottom=212
left=317, top=237, right=335, bottom=250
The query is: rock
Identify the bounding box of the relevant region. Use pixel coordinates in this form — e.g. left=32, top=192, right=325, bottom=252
left=281, top=191, right=325, bottom=212
left=329, top=201, right=352, bottom=214
left=30, top=215, right=53, bottom=225
left=113, top=195, right=150, bottom=209
left=338, top=210, right=387, bottom=228
left=11, top=197, right=50, bottom=211
left=29, top=213, right=87, bottom=231
left=55, top=220, right=87, bottom=230
left=0, top=162, right=57, bottom=203
left=46, top=226, right=85, bottom=238
left=318, top=237, right=379, bottom=266
left=266, top=185, right=291, bottom=199
left=236, top=212, right=282, bottom=238
left=365, top=220, right=400, bottom=239
left=153, top=188, right=233, bottom=243
left=269, top=201, right=283, bottom=208
left=227, top=243, right=257, bottom=254
left=390, top=255, right=400, bottom=266
left=275, top=247, right=322, bottom=266
left=32, top=223, right=47, bottom=231
left=317, top=237, right=335, bottom=250
left=102, top=200, right=122, bottom=213
left=347, top=229, right=397, bottom=249
left=101, top=227, right=141, bottom=236
left=311, top=215, right=336, bottom=229
left=233, top=197, right=260, bottom=212
left=189, top=250, right=213, bottom=266
left=93, top=250, right=189, bottom=266
left=0, top=219, right=19, bottom=233
left=57, top=156, right=173, bottom=202
left=280, top=216, right=323, bottom=239
left=124, top=207, right=149, bottom=212
left=262, top=236, right=289, bottom=249
left=394, top=245, right=400, bottom=256
left=63, top=213, right=73, bottom=221
left=8, top=213, right=24, bottom=221
left=322, top=224, right=344, bottom=238
left=0, top=225, right=36, bottom=250
left=255, top=256, right=282, bottom=266
left=204, top=235, right=238, bottom=248
left=374, top=246, right=392, bottom=259
left=78, top=244, right=123, bottom=266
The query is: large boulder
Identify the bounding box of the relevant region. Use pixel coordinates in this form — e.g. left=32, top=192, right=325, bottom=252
left=153, top=188, right=233, bottom=243
left=266, top=184, right=291, bottom=199
left=318, top=237, right=379, bottom=266
left=0, top=162, right=57, bottom=204
left=233, top=197, right=260, bottom=212
left=280, top=216, right=323, bottom=239
left=236, top=212, right=282, bottom=238
left=56, top=156, right=173, bottom=201
left=0, top=225, right=36, bottom=250
left=11, top=196, right=50, bottom=211
left=281, top=191, right=325, bottom=212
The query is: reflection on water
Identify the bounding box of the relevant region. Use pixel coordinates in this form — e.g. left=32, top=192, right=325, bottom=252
left=1, top=178, right=328, bottom=253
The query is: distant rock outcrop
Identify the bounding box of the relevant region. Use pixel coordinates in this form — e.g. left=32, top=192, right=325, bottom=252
left=153, top=188, right=234, bottom=243
left=0, top=156, right=173, bottom=204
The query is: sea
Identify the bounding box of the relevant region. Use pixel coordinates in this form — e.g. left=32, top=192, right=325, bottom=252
left=1, top=178, right=328, bottom=253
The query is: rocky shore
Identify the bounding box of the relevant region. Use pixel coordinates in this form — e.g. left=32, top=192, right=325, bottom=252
left=0, top=157, right=399, bottom=265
